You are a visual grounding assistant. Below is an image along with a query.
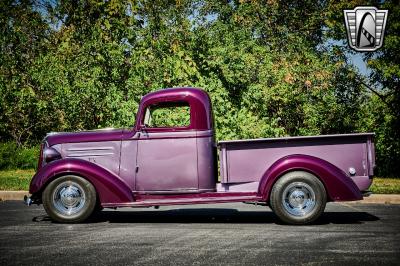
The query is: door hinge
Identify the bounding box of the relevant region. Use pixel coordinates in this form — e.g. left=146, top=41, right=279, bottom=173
left=135, top=166, right=139, bottom=173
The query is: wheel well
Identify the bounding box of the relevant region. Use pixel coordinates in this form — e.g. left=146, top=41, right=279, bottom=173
left=36, top=172, right=99, bottom=204
left=267, top=168, right=330, bottom=203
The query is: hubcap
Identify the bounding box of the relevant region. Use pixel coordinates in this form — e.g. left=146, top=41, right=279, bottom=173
left=282, top=182, right=316, bottom=217
left=52, top=181, right=86, bottom=216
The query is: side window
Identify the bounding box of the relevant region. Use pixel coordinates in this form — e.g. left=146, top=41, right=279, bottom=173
left=143, top=102, right=190, bottom=128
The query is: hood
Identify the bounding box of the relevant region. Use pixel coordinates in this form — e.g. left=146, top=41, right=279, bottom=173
left=45, top=128, right=127, bottom=146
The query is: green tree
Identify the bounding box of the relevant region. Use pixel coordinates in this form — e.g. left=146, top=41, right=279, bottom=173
left=0, top=0, right=51, bottom=145
left=364, top=2, right=400, bottom=177
left=325, top=0, right=400, bottom=176
left=0, top=0, right=398, bottom=177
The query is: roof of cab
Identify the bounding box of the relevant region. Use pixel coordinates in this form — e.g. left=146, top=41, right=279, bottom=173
left=136, top=87, right=213, bottom=131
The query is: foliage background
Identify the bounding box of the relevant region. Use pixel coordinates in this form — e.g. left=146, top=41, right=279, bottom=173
left=0, top=0, right=399, bottom=177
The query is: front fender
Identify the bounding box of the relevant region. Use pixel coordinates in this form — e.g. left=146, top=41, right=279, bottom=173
left=29, top=158, right=134, bottom=205
left=258, top=154, right=362, bottom=202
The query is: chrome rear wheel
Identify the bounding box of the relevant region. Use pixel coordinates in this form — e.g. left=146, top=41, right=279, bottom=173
left=270, top=171, right=326, bottom=225
left=282, top=182, right=316, bottom=217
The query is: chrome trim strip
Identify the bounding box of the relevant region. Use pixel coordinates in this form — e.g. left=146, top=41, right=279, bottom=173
left=66, top=153, right=115, bottom=157
left=66, top=147, right=113, bottom=151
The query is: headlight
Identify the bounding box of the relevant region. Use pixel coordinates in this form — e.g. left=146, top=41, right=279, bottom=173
left=43, top=147, right=62, bottom=163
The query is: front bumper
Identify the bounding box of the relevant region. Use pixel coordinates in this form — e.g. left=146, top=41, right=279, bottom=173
left=23, top=194, right=41, bottom=206
left=23, top=195, right=32, bottom=206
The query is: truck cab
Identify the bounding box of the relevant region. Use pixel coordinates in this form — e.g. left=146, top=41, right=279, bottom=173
left=121, top=88, right=217, bottom=193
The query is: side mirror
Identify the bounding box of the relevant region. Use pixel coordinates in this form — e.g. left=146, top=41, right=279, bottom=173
left=138, top=124, right=150, bottom=137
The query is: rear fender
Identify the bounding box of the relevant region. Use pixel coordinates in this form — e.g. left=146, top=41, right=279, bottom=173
left=258, top=154, right=362, bottom=202
left=29, top=158, right=134, bottom=205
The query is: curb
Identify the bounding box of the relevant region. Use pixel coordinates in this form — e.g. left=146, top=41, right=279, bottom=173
left=347, top=194, right=400, bottom=204
left=0, top=191, right=29, bottom=201
left=1, top=191, right=400, bottom=204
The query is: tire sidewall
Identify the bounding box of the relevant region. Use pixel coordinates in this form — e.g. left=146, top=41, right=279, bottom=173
left=270, top=171, right=327, bottom=225
left=42, top=175, right=97, bottom=223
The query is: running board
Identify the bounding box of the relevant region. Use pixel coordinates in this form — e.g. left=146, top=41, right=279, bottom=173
left=102, top=194, right=262, bottom=208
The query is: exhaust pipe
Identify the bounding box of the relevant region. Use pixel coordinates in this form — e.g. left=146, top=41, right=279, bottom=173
left=24, top=195, right=33, bottom=206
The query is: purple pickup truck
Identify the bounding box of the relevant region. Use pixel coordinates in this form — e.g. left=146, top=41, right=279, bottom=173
left=24, top=88, right=375, bottom=224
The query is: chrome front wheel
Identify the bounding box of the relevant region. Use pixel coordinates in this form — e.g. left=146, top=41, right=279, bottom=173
left=43, top=175, right=96, bottom=223
left=52, top=182, right=86, bottom=216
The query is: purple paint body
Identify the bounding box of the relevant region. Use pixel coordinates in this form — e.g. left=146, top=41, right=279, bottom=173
left=30, top=158, right=133, bottom=204
left=29, top=87, right=375, bottom=208
left=257, top=154, right=362, bottom=201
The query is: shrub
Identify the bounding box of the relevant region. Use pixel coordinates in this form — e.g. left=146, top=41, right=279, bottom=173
left=0, top=142, right=39, bottom=170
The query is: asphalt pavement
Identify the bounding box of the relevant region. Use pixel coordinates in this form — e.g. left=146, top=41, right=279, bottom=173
left=0, top=201, right=399, bottom=266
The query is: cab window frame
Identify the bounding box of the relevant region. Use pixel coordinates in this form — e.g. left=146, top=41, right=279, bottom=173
left=142, top=101, right=191, bottom=130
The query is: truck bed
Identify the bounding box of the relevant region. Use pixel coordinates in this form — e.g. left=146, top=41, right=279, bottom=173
left=218, top=133, right=375, bottom=192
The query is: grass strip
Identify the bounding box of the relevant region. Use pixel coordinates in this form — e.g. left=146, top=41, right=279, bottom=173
left=0, top=169, right=35, bottom=190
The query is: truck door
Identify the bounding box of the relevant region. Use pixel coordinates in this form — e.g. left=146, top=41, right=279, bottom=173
left=135, top=102, right=198, bottom=192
